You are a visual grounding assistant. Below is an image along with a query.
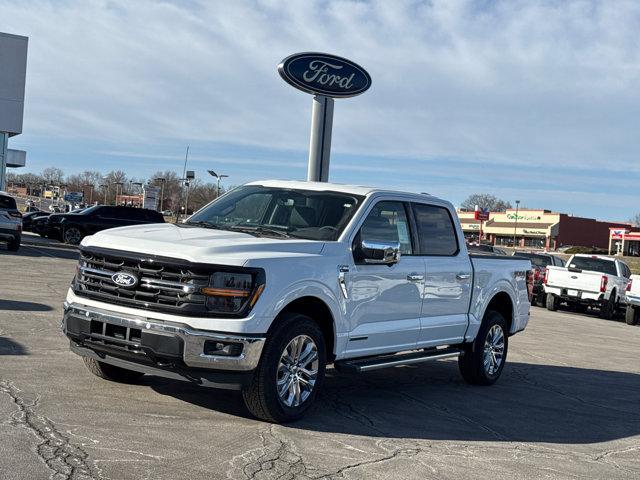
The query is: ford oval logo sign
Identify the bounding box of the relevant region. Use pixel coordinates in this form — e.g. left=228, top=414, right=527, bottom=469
left=278, top=52, right=371, bottom=98
left=111, top=272, right=138, bottom=288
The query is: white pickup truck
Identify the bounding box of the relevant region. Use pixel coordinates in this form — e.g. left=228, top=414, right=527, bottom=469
left=62, top=180, right=532, bottom=422
left=544, top=254, right=631, bottom=319
left=624, top=275, right=640, bottom=325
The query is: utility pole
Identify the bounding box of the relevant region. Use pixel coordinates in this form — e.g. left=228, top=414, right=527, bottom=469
left=156, top=177, right=166, bottom=211
left=513, top=200, right=520, bottom=248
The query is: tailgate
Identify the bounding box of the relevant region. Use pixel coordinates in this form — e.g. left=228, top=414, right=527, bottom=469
left=546, top=266, right=602, bottom=292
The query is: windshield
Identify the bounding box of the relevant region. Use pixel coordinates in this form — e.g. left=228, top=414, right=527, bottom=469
left=186, top=185, right=364, bottom=240
left=568, top=256, right=617, bottom=276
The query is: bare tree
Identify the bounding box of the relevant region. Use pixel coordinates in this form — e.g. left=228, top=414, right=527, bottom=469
left=460, top=194, right=512, bottom=212
left=41, top=167, right=65, bottom=185
left=630, top=213, right=640, bottom=227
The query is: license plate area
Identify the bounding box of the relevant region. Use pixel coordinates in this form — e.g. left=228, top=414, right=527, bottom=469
left=566, top=289, right=580, bottom=297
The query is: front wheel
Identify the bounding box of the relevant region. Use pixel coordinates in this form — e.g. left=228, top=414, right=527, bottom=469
left=242, top=313, right=326, bottom=422
left=63, top=226, right=83, bottom=245
left=626, top=305, right=639, bottom=326
left=459, top=310, right=508, bottom=386
left=83, top=357, right=145, bottom=383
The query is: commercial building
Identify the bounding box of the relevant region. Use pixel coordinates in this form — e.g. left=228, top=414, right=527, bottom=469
left=609, top=229, right=640, bottom=257
left=457, top=208, right=631, bottom=251
left=0, top=32, right=28, bottom=190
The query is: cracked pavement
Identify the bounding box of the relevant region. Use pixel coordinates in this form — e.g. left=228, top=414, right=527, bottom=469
left=1, top=242, right=639, bottom=479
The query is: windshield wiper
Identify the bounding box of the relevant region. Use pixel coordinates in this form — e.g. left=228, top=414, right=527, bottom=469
left=181, top=221, right=225, bottom=230
left=226, top=225, right=294, bottom=239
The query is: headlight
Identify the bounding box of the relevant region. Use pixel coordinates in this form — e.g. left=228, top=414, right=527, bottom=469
left=201, top=271, right=265, bottom=314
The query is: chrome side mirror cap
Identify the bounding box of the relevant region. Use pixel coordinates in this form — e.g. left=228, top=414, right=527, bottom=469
left=360, top=240, right=401, bottom=265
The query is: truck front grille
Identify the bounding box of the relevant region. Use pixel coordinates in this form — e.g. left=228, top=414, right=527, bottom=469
left=74, top=248, right=212, bottom=315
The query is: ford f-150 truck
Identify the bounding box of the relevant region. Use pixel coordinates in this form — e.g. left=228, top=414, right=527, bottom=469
left=62, top=181, right=532, bottom=422
left=544, top=254, right=631, bottom=318
left=624, top=275, right=640, bottom=325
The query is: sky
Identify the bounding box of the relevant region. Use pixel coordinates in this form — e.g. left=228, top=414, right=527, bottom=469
left=1, top=0, right=639, bottom=220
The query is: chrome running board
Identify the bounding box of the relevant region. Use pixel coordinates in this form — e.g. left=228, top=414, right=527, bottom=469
left=335, top=347, right=461, bottom=373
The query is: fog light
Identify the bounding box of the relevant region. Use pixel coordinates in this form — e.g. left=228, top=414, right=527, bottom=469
left=203, top=340, right=243, bottom=356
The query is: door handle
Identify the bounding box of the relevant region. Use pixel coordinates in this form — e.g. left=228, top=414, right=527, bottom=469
left=407, top=273, right=424, bottom=282
left=456, top=273, right=471, bottom=281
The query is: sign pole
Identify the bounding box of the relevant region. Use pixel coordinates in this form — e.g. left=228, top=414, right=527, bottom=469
left=307, top=95, right=334, bottom=182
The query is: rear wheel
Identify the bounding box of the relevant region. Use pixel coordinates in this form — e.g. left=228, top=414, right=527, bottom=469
left=63, top=226, right=83, bottom=245
left=535, top=294, right=545, bottom=308
left=546, top=293, right=558, bottom=311
left=599, top=294, right=616, bottom=320
left=83, top=357, right=144, bottom=383
left=626, top=305, right=639, bottom=326
left=459, top=310, right=508, bottom=386
left=242, top=313, right=326, bottom=423
left=7, top=236, right=20, bottom=251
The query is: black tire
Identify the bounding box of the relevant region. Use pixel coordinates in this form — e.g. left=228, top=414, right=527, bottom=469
left=546, top=293, right=558, bottom=311
left=535, top=294, right=545, bottom=308
left=7, top=236, right=20, bottom=251
left=242, top=313, right=326, bottom=423
left=63, top=226, right=83, bottom=245
left=458, top=310, right=508, bottom=386
left=599, top=294, right=616, bottom=320
left=83, top=357, right=145, bottom=383
left=626, top=305, right=639, bottom=326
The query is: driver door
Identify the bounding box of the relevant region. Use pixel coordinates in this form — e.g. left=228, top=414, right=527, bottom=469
left=344, top=200, right=425, bottom=357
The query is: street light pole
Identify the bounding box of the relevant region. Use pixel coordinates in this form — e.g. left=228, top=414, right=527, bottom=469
left=207, top=170, right=229, bottom=198
left=99, top=184, right=108, bottom=204
left=156, top=178, right=166, bottom=212
left=513, top=200, right=521, bottom=248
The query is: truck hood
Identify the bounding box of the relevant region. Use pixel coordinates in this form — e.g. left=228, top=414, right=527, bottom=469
left=81, top=223, right=326, bottom=266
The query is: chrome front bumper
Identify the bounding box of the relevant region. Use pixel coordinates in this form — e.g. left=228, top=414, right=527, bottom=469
left=62, top=302, right=266, bottom=372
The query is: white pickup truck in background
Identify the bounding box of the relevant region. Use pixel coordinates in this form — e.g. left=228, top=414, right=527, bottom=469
left=624, top=275, right=640, bottom=325
left=544, top=254, right=631, bottom=319
left=62, top=180, right=532, bottom=422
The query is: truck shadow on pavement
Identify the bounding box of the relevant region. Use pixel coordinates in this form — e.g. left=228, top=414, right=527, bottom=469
left=0, top=337, right=28, bottom=355
left=148, top=361, right=640, bottom=445
left=0, top=299, right=53, bottom=312
left=0, top=244, right=78, bottom=260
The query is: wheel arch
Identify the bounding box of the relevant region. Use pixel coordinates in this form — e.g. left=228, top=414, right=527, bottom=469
left=484, top=291, right=514, bottom=334
left=270, top=295, right=337, bottom=363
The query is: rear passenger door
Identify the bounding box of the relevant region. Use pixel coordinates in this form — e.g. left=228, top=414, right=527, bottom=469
left=411, top=202, right=472, bottom=347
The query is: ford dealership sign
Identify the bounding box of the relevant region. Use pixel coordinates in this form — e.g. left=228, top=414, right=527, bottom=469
left=278, top=52, right=371, bottom=98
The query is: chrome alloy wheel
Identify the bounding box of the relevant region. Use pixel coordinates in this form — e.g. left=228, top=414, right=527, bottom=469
left=276, top=335, right=319, bottom=408
left=483, top=324, right=505, bottom=376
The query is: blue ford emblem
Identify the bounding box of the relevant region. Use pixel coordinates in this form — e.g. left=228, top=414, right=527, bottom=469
left=278, top=52, right=371, bottom=98
left=111, top=272, right=138, bottom=288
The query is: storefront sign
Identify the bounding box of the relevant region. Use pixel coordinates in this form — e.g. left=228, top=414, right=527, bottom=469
left=522, top=229, right=547, bottom=235
left=278, top=52, right=371, bottom=98
left=507, top=213, right=542, bottom=221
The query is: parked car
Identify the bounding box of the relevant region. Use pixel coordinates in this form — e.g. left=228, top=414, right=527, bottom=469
left=46, top=205, right=165, bottom=245
left=0, top=191, right=22, bottom=251
left=161, top=209, right=174, bottom=217
left=467, top=243, right=507, bottom=255
left=31, top=214, right=53, bottom=237
left=513, top=251, right=565, bottom=307
left=22, top=211, right=51, bottom=232
left=624, top=275, right=640, bottom=325
left=544, top=254, right=631, bottom=318
left=62, top=180, right=533, bottom=422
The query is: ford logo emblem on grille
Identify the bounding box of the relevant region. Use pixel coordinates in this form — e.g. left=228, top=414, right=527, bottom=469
left=111, top=272, right=139, bottom=288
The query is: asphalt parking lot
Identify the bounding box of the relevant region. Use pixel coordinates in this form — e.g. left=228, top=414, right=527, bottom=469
left=1, top=242, right=639, bottom=480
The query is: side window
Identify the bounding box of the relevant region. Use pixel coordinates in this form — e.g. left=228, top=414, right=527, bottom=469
left=412, top=203, right=459, bottom=256
left=358, top=201, right=412, bottom=254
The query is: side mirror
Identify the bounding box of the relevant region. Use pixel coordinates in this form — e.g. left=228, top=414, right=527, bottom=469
left=359, top=239, right=401, bottom=265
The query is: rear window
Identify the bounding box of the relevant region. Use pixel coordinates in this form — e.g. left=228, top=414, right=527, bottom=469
left=516, top=253, right=552, bottom=268
left=568, top=257, right=617, bottom=276
left=412, top=203, right=459, bottom=256
left=0, top=195, right=17, bottom=210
